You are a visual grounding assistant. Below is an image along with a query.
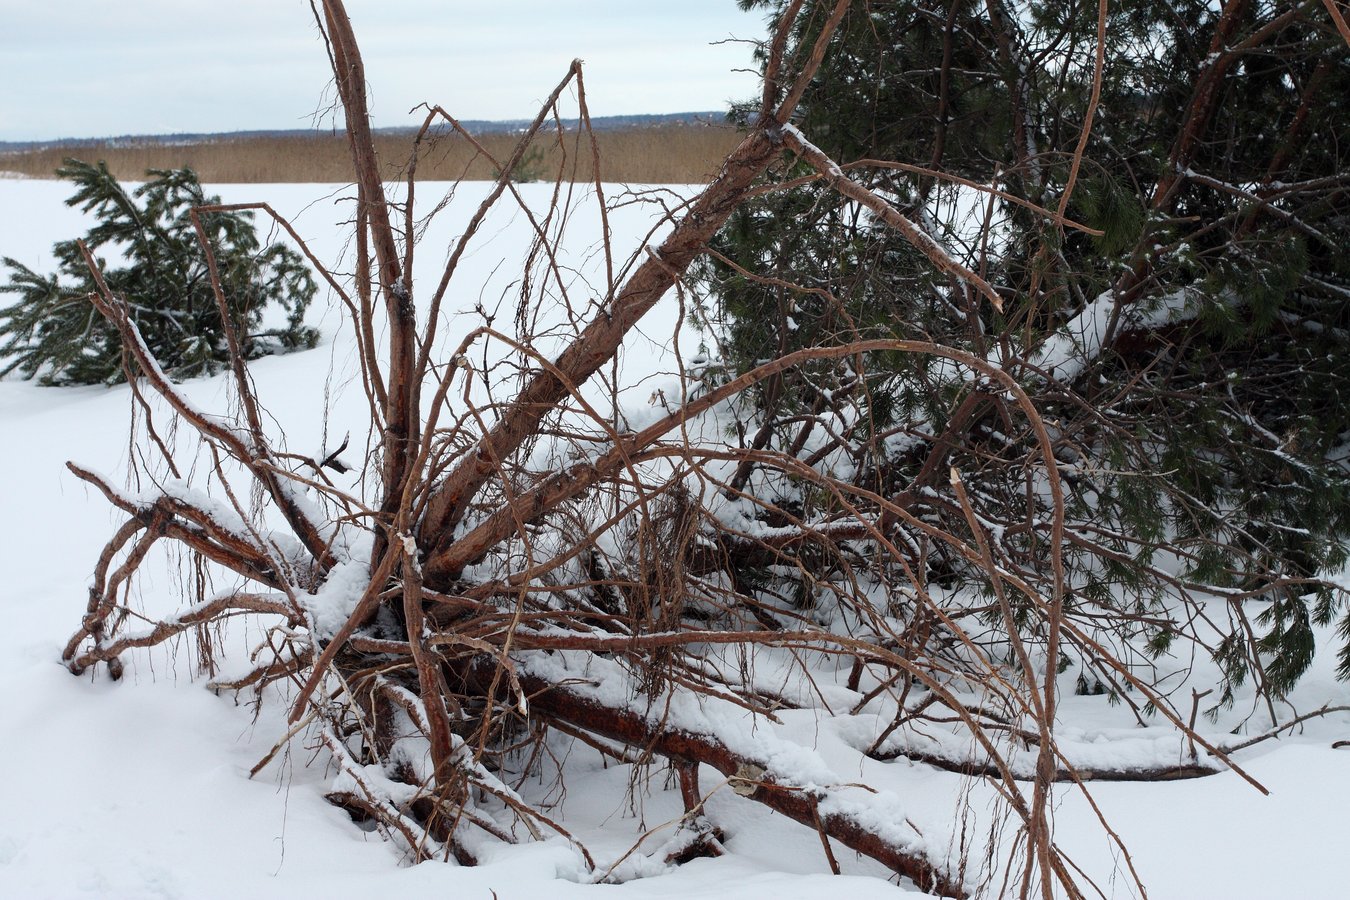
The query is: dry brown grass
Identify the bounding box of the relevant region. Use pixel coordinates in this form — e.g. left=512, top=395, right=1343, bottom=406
left=0, top=124, right=745, bottom=185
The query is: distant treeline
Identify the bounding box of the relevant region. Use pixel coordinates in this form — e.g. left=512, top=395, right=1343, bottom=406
left=0, top=119, right=743, bottom=185
left=0, top=112, right=727, bottom=152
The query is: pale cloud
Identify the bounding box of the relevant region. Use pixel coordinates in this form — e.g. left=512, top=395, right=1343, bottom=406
left=0, top=1, right=766, bottom=140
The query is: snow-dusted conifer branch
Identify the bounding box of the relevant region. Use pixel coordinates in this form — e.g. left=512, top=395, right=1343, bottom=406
left=777, top=124, right=1004, bottom=312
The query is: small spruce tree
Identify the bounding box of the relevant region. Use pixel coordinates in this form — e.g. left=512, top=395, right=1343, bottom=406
left=0, top=159, right=318, bottom=385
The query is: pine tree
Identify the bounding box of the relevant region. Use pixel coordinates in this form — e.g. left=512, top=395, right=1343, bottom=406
left=697, top=0, right=1350, bottom=697
left=1, top=159, right=318, bottom=385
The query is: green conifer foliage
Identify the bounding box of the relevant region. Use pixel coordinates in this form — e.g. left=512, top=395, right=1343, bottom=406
left=0, top=160, right=318, bottom=385
left=700, top=1, right=1350, bottom=697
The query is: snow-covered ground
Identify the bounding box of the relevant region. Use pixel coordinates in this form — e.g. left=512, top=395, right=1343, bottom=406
left=1, top=178, right=1347, bottom=899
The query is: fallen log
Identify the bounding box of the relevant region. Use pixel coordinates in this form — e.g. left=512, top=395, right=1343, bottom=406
left=466, top=653, right=966, bottom=898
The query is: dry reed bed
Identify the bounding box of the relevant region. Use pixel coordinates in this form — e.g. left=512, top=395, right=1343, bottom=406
left=0, top=125, right=744, bottom=184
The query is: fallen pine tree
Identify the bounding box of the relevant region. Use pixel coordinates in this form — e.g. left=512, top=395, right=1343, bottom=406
left=58, top=2, right=1349, bottom=898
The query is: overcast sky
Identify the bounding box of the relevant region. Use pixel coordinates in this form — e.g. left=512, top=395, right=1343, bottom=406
left=0, top=1, right=768, bottom=141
